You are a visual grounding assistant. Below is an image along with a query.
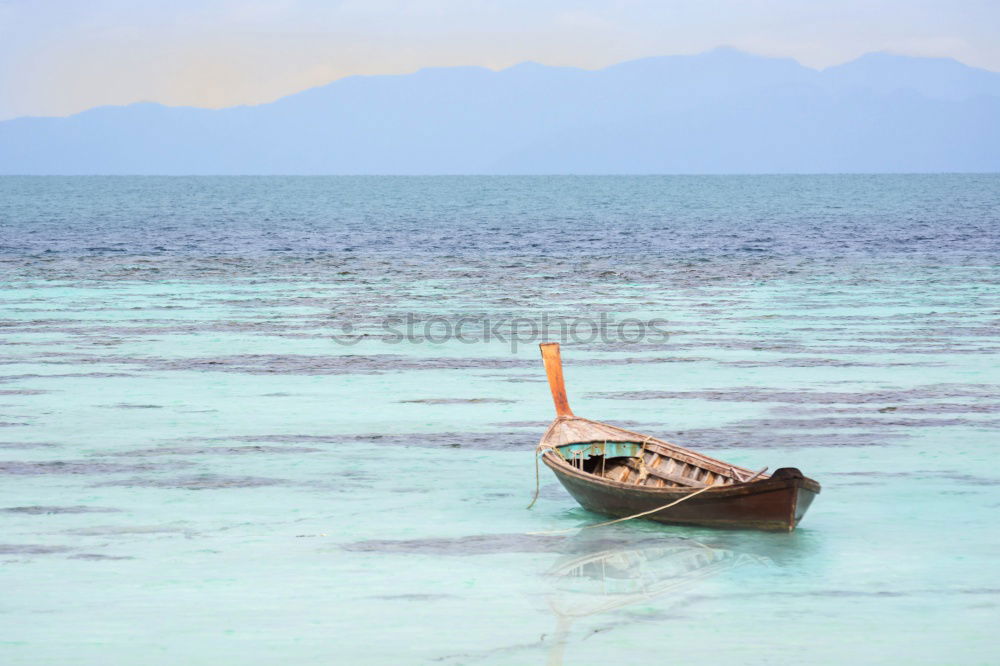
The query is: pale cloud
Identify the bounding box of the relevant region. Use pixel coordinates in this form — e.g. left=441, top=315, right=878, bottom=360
left=0, top=0, right=998, bottom=120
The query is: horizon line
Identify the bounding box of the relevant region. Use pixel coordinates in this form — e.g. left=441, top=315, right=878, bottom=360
left=2, top=172, right=999, bottom=178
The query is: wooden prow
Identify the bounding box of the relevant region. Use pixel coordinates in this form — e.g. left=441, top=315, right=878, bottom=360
left=539, top=342, right=574, bottom=418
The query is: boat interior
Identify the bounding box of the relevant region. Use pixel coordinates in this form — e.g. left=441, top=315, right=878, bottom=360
left=553, top=440, right=765, bottom=489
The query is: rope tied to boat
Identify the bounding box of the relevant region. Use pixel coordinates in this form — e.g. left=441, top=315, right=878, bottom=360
left=527, top=483, right=714, bottom=536
left=526, top=441, right=556, bottom=510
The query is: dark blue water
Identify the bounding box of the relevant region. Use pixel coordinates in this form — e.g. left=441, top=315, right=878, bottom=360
left=2, top=175, right=998, bottom=263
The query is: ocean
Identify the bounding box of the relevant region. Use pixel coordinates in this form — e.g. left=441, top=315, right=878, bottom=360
left=1, top=175, right=998, bottom=664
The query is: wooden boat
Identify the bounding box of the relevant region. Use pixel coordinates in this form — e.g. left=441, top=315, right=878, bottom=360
left=535, top=343, right=820, bottom=531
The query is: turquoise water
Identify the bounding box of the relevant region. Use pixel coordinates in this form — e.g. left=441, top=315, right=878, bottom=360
left=1, top=175, right=998, bottom=664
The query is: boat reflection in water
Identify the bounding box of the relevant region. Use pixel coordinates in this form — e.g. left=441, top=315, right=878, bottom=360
left=543, top=531, right=772, bottom=666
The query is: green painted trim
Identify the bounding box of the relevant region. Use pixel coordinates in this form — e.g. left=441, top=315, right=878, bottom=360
left=556, top=441, right=641, bottom=460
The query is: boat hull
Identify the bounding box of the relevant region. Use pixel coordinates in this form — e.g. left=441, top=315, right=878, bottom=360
left=544, top=455, right=820, bottom=532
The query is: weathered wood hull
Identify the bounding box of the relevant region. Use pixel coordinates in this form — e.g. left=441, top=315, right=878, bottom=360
left=534, top=343, right=822, bottom=532
left=544, top=455, right=820, bottom=531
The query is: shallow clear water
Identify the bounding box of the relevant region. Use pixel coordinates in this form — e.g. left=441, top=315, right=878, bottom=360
left=1, top=175, right=998, bottom=664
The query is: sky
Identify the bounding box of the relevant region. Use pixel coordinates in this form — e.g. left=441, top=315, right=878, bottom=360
left=1, top=0, right=998, bottom=121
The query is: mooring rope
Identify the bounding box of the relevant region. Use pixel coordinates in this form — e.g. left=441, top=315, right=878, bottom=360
left=526, top=443, right=555, bottom=509
left=526, top=483, right=714, bottom=536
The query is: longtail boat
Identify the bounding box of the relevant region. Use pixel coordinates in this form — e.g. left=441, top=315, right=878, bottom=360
left=535, top=343, right=820, bottom=531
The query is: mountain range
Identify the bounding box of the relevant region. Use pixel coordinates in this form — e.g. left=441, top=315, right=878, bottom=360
left=2, top=48, right=998, bottom=174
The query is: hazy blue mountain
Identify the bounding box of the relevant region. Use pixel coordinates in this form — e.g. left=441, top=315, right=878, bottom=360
left=821, top=52, right=1000, bottom=100
left=1, top=48, right=998, bottom=174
